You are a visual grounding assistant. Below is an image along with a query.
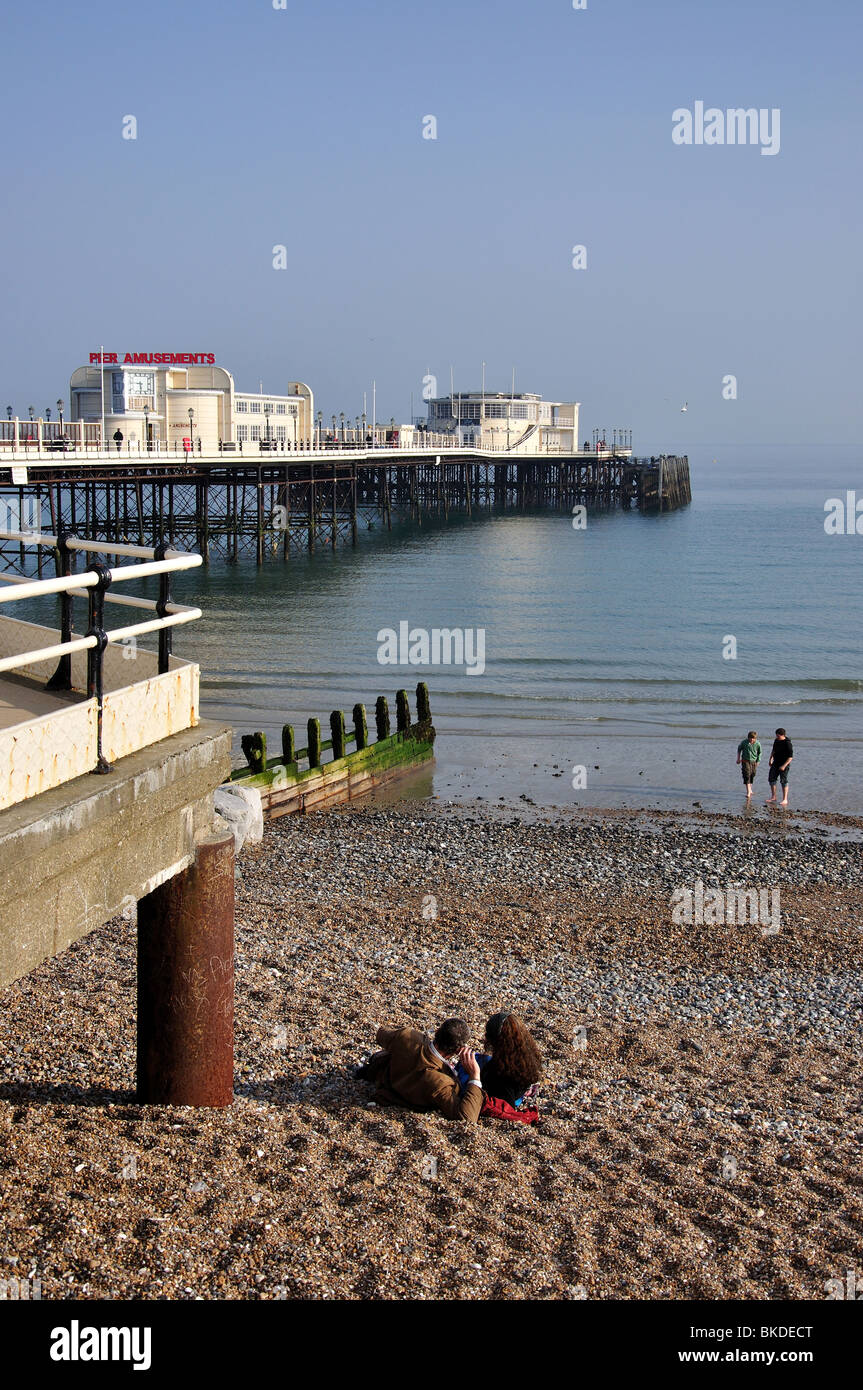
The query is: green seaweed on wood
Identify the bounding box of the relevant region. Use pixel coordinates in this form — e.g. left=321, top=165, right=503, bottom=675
left=416, top=681, right=431, bottom=723
left=353, top=702, right=368, bottom=751
left=241, top=731, right=267, bottom=773
left=396, top=689, right=410, bottom=733
left=330, top=709, right=346, bottom=760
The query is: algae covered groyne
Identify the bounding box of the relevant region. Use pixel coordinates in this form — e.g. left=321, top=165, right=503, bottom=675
left=230, top=681, right=435, bottom=816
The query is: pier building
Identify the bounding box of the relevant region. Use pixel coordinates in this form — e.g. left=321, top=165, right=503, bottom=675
left=426, top=391, right=580, bottom=453
left=69, top=355, right=314, bottom=453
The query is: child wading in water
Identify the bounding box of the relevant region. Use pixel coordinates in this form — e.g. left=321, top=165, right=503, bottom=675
left=736, top=730, right=762, bottom=799
left=766, top=728, right=794, bottom=806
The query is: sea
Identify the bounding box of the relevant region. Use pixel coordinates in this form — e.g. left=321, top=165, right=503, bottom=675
left=168, top=444, right=863, bottom=814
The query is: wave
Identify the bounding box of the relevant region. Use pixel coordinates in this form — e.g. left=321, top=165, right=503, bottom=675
left=480, top=668, right=863, bottom=692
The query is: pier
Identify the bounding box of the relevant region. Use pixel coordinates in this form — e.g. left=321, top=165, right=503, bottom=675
left=0, top=444, right=691, bottom=568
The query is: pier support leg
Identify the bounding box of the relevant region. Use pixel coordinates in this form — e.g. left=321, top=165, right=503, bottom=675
left=136, top=831, right=235, bottom=1107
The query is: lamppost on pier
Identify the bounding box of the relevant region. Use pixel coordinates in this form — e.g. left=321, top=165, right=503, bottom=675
left=5, top=407, right=12, bottom=421
left=143, top=403, right=150, bottom=451
left=316, top=410, right=322, bottom=449
left=57, top=399, right=64, bottom=434
left=188, top=408, right=194, bottom=454
left=45, top=408, right=51, bottom=422
left=339, top=412, right=345, bottom=443
left=265, top=407, right=271, bottom=445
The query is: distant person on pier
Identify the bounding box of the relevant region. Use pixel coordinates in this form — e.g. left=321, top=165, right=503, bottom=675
left=766, top=728, right=794, bottom=806
left=456, top=1012, right=543, bottom=1110
left=356, top=1018, right=483, bottom=1122
left=113, top=428, right=123, bottom=453
left=736, top=730, right=762, bottom=799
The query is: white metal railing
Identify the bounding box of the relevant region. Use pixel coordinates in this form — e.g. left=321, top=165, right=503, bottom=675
left=1, top=424, right=592, bottom=462
left=0, top=532, right=202, bottom=772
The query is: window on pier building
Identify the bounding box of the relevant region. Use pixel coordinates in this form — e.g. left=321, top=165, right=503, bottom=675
left=250, top=425, right=261, bottom=441
left=276, top=403, right=287, bottom=414
left=250, top=401, right=262, bottom=413
left=236, top=400, right=248, bottom=413
left=237, top=425, right=248, bottom=442
left=276, top=425, right=286, bottom=442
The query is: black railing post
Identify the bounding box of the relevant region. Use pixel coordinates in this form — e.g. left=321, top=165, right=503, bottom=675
left=86, top=561, right=113, bottom=774
left=153, top=540, right=172, bottom=674
left=46, top=529, right=75, bottom=692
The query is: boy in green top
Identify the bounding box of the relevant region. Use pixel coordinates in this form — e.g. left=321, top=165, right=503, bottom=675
left=736, top=731, right=762, bottom=799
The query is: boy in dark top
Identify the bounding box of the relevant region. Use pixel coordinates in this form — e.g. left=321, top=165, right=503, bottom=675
left=736, top=731, right=761, bottom=799
left=766, top=727, right=794, bottom=806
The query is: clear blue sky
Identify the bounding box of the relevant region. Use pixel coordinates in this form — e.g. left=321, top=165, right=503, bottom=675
left=1, top=0, right=860, bottom=448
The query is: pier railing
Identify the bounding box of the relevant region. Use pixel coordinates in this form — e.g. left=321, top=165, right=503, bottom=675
left=0, top=418, right=606, bottom=460
left=0, top=532, right=202, bottom=790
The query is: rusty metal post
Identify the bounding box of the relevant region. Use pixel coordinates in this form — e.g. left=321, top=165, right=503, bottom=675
left=136, top=831, right=235, bottom=1107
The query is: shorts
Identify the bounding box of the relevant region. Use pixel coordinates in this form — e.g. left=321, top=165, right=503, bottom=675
left=769, top=765, right=789, bottom=787
left=740, top=760, right=758, bottom=784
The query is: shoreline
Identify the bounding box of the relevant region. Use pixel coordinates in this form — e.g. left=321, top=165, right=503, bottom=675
left=365, top=779, right=863, bottom=840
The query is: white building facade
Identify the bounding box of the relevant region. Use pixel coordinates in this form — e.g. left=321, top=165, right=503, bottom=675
left=70, top=352, right=313, bottom=452
left=426, top=391, right=580, bottom=453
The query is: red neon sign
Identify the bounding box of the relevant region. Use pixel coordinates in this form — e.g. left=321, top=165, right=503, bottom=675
left=89, top=352, right=216, bottom=365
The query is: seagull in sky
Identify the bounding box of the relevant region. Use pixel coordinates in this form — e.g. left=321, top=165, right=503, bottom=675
left=680, top=402, right=688, bottom=412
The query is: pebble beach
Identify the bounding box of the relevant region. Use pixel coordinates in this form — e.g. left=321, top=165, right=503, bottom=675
left=1, top=802, right=861, bottom=1300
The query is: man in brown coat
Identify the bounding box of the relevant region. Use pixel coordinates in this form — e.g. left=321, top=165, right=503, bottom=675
left=358, top=1017, right=483, bottom=1122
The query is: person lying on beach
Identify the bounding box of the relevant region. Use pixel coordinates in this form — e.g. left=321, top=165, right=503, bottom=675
left=455, top=1012, right=543, bottom=1110
left=736, top=730, right=762, bottom=799
left=355, top=1018, right=483, bottom=1122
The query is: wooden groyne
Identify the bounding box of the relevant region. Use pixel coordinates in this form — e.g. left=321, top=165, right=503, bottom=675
left=0, top=450, right=690, bottom=567
left=230, top=681, right=435, bottom=817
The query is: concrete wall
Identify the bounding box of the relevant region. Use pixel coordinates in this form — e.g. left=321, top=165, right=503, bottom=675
left=0, top=722, right=231, bottom=990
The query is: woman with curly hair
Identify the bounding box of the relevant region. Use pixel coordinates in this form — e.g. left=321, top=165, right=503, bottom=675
left=479, top=1011, right=543, bottom=1109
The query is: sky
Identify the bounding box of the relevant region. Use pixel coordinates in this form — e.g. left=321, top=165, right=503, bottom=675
left=1, top=0, right=860, bottom=450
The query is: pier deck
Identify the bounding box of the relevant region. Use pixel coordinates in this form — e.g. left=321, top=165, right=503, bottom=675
left=0, top=672, right=86, bottom=730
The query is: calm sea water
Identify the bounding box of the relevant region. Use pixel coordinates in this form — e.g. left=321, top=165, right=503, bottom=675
left=168, top=445, right=863, bottom=813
